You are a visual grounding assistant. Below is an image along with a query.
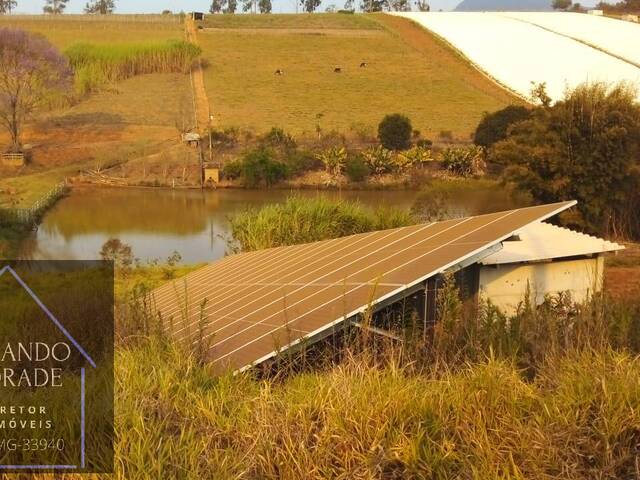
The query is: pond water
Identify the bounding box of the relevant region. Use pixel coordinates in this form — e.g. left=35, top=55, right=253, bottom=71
left=20, top=185, right=524, bottom=264
left=20, top=188, right=419, bottom=264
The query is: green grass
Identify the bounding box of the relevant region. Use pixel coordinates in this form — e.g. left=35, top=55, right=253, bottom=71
left=202, top=12, right=381, bottom=30
left=199, top=13, right=519, bottom=138
left=66, top=40, right=201, bottom=94
left=229, top=195, right=414, bottom=251
left=114, top=338, right=640, bottom=479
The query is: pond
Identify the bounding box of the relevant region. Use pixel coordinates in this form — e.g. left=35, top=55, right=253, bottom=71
left=20, top=184, right=525, bottom=264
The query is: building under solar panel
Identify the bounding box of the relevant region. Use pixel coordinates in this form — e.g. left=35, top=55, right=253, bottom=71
left=150, top=201, right=623, bottom=373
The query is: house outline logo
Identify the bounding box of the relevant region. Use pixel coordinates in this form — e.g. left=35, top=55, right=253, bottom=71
left=0, top=264, right=96, bottom=472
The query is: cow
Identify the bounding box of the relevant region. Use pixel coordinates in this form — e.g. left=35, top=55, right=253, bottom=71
left=274, top=69, right=284, bottom=76
left=334, top=66, right=342, bottom=73
left=360, top=62, right=368, bottom=68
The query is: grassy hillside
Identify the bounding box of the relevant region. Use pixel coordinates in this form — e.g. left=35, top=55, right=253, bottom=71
left=198, top=13, right=519, bottom=139
left=0, top=16, right=194, bottom=209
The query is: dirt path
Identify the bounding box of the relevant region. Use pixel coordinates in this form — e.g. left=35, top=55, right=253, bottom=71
left=185, top=19, right=212, bottom=132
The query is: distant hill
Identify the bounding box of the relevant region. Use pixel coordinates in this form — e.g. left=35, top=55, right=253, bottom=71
left=454, top=0, right=553, bottom=11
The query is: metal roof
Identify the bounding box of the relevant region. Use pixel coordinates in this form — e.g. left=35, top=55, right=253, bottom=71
left=151, top=201, right=576, bottom=373
left=480, top=221, right=624, bottom=265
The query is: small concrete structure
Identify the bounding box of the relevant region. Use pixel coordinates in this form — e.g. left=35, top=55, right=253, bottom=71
left=588, top=9, right=604, bottom=15
left=203, top=164, right=220, bottom=184
left=476, top=222, right=623, bottom=314
left=621, top=14, right=639, bottom=22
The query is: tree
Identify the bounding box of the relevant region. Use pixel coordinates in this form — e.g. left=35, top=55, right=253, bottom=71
left=492, top=83, right=640, bottom=238
left=343, top=0, right=355, bottom=9
left=84, top=0, right=115, bottom=14
left=224, top=0, right=238, bottom=13
left=301, top=0, right=321, bottom=12
left=387, top=0, right=411, bottom=10
left=378, top=114, right=412, bottom=151
left=210, top=0, right=224, bottom=12
left=43, top=0, right=69, bottom=14
left=0, top=0, right=17, bottom=14
left=416, top=0, right=430, bottom=10
left=259, top=0, right=272, bottom=13
left=0, top=28, right=72, bottom=152
left=552, top=0, right=572, bottom=9
left=360, top=0, right=385, bottom=11
left=473, top=105, right=531, bottom=148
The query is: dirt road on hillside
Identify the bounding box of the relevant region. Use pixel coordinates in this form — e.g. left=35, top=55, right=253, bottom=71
left=185, top=19, right=212, bottom=132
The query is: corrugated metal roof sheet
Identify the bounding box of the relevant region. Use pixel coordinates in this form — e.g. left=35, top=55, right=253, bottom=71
left=481, top=221, right=624, bottom=265
left=151, top=201, right=576, bottom=373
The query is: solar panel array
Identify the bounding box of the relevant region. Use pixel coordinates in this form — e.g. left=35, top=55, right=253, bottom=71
left=151, top=201, right=575, bottom=372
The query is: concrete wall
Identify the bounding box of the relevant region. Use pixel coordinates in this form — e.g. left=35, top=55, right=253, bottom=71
left=479, top=256, right=604, bottom=315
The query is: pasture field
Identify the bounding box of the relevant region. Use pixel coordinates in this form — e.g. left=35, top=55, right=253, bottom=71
left=198, top=13, right=519, bottom=138
left=0, top=16, right=194, bottom=209
left=0, top=14, right=183, bottom=48
left=396, top=12, right=640, bottom=102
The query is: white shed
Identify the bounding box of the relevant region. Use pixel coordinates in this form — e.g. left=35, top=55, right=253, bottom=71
left=477, top=222, right=623, bottom=314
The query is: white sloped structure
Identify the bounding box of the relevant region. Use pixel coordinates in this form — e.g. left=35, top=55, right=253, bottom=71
left=498, top=12, right=640, bottom=67
left=478, top=222, right=623, bottom=314
left=393, top=12, right=640, bottom=102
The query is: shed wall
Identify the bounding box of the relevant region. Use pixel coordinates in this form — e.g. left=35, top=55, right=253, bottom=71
left=478, top=257, right=604, bottom=315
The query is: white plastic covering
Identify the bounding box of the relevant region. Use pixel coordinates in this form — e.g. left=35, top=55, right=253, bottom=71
left=392, top=12, right=640, bottom=102
left=481, top=222, right=623, bottom=265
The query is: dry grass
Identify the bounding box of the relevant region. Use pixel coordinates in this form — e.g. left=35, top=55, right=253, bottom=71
left=199, top=13, right=519, bottom=139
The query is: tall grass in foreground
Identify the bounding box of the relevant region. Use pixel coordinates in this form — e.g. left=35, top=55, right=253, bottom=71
left=65, top=40, right=201, bottom=94
left=112, top=340, right=640, bottom=479
left=228, top=195, right=414, bottom=252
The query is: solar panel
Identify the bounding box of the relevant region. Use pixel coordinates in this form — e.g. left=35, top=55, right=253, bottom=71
left=151, top=201, right=576, bottom=372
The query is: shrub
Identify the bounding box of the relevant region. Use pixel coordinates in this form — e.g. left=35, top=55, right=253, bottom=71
left=261, top=127, right=297, bottom=151
left=473, top=105, right=531, bottom=148
left=284, top=149, right=319, bottom=177
left=222, top=160, right=243, bottom=180
left=210, top=127, right=240, bottom=148
left=240, top=149, right=288, bottom=187
left=377, top=114, right=412, bottom=151
left=395, top=145, right=433, bottom=171
left=441, top=145, right=485, bottom=177
left=361, top=146, right=395, bottom=175
left=416, top=138, right=433, bottom=148
left=229, top=196, right=414, bottom=251
left=315, top=146, right=347, bottom=177
left=344, top=155, right=370, bottom=182
left=438, top=130, right=454, bottom=142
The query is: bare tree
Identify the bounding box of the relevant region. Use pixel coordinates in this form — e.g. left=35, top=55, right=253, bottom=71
left=0, top=28, right=72, bottom=152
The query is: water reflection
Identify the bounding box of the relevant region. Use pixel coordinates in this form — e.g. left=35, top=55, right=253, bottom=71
left=23, top=188, right=419, bottom=263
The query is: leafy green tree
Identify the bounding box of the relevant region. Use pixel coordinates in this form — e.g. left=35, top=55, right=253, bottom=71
left=259, top=0, right=272, bottom=13
left=360, top=0, right=385, bottom=11
left=301, top=0, right=321, bottom=12
left=43, top=0, right=68, bottom=13
left=552, top=0, right=572, bottom=9
left=0, top=0, right=17, bottom=14
left=224, top=0, right=238, bottom=13
left=493, top=83, right=640, bottom=238
left=416, top=0, right=430, bottom=10
left=84, top=0, right=115, bottom=13
left=210, top=0, right=224, bottom=12
left=473, top=105, right=531, bottom=148
left=378, top=114, right=412, bottom=151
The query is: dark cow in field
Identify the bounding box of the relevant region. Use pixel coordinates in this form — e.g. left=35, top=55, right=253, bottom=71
left=334, top=66, right=342, bottom=73
left=360, top=62, right=367, bottom=68
left=274, top=69, right=284, bottom=75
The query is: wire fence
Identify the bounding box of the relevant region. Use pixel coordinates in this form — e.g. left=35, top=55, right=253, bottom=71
left=0, top=181, right=69, bottom=228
